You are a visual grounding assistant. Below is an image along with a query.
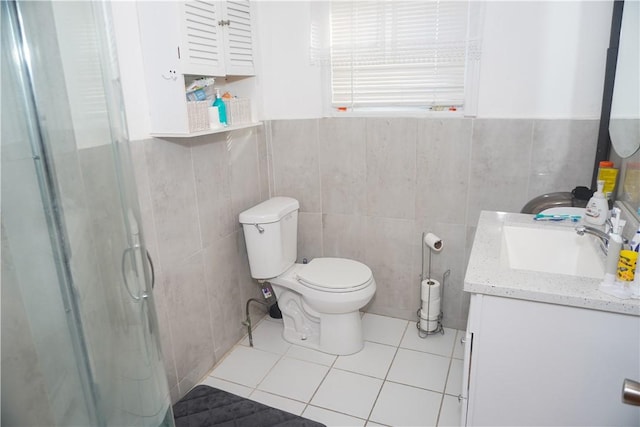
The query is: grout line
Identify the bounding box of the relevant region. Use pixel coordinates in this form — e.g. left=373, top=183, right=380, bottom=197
left=303, top=342, right=340, bottom=414
left=364, top=320, right=410, bottom=423
left=207, top=315, right=462, bottom=426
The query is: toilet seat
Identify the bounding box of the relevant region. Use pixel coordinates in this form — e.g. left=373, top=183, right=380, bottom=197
left=296, top=258, right=373, bottom=293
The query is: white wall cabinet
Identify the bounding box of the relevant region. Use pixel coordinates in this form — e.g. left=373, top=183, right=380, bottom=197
left=461, top=294, right=640, bottom=426
left=136, top=0, right=256, bottom=136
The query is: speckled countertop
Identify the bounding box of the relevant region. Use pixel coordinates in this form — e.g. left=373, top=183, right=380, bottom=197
left=464, top=211, right=640, bottom=316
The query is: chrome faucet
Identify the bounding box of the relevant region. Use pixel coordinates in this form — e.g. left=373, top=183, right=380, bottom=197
left=575, top=225, right=610, bottom=255
left=575, top=225, right=628, bottom=256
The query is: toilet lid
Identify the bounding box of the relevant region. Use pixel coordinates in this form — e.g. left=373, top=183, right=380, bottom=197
left=297, top=258, right=373, bottom=292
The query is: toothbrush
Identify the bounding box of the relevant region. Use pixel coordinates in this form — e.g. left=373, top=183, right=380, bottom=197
left=533, top=214, right=582, bottom=222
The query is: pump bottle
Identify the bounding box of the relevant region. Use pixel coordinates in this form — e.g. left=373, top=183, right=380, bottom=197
left=584, top=180, right=608, bottom=226
left=213, top=89, right=228, bottom=126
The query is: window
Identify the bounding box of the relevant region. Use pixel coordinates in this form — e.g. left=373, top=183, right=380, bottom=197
left=329, top=1, right=480, bottom=112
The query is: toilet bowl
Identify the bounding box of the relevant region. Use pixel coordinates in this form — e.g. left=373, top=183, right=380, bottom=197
left=239, top=197, right=376, bottom=355
left=270, top=258, right=376, bottom=355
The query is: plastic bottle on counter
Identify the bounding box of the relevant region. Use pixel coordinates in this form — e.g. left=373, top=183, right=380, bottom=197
left=597, top=161, right=618, bottom=200
left=584, top=180, right=608, bottom=226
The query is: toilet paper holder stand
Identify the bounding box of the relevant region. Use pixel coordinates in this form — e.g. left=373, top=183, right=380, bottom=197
left=417, top=231, right=449, bottom=338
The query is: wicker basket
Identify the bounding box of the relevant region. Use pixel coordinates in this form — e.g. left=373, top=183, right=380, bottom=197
left=187, top=101, right=210, bottom=132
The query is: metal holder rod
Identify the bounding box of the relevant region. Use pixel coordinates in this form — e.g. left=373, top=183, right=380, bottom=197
left=417, top=231, right=447, bottom=338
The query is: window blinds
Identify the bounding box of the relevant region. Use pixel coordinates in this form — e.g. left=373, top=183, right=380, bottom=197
left=330, top=1, right=472, bottom=109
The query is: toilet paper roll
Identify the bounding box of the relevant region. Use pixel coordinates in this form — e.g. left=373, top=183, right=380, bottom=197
left=421, top=298, right=441, bottom=314
left=421, top=279, right=441, bottom=301
left=420, top=318, right=439, bottom=332
left=424, top=233, right=443, bottom=252
left=420, top=307, right=440, bottom=320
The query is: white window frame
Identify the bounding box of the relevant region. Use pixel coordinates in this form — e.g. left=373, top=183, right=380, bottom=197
left=312, top=0, right=484, bottom=118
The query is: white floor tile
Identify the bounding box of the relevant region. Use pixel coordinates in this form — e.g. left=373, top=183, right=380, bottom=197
left=210, top=346, right=280, bottom=388
left=362, top=313, right=408, bottom=347
left=438, top=394, right=463, bottom=427
left=445, top=358, right=463, bottom=397
left=369, top=382, right=441, bottom=427
left=400, top=327, right=457, bottom=357
left=241, top=319, right=291, bottom=355
left=286, top=344, right=337, bottom=367
left=453, top=330, right=465, bottom=359
left=311, top=369, right=383, bottom=419
left=257, top=357, right=329, bottom=402
left=387, top=348, right=450, bottom=392
left=334, top=341, right=396, bottom=379
left=303, top=406, right=366, bottom=427
left=365, top=422, right=390, bottom=427
left=199, top=377, right=252, bottom=398
left=249, top=390, right=306, bottom=416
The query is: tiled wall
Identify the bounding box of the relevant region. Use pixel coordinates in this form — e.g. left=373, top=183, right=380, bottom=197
left=130, top=127, right=270, bottom=402
left=267, top=118, right=599, bottom=329
left=132, top=117, right=599, bottom=402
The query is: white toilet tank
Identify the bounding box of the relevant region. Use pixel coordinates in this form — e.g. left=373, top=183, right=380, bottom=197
left=239, top=197, right=300, bottom=279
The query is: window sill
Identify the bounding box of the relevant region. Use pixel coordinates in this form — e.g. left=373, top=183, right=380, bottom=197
left=325, top=109, right=471, bottom=119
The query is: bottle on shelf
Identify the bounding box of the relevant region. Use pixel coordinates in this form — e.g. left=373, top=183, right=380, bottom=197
left=213, top=88, right=228, bottom=126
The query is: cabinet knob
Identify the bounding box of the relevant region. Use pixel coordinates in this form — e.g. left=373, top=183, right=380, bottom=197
left=460, top=337, right=466, bottom=344
left=218, top=19, right=231, bottom=26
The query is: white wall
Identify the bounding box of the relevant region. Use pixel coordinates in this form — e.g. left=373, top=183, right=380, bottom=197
left=477, top=1, right=612, bottom=118
left=110, top=1, right=151, bottom=141
left=257, top=0, right=613, bottom=120
left=112, top=1, right=615, bottom=133
left=253, top=1, right=325, bottom=120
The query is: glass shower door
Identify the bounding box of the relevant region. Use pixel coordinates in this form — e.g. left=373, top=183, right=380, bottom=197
left=1, top=1, right=173, bottom=425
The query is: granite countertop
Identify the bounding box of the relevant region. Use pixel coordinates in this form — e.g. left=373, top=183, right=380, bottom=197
left=464, top=211, right=640, bottom=316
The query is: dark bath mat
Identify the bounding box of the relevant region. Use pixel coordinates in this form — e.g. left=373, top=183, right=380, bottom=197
left=173, top=385, right=326, bottom=427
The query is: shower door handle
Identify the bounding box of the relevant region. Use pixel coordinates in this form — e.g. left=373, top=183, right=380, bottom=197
left=146, top=249, right=155, bottom=289
left=121, top=244, right=155, bottom=301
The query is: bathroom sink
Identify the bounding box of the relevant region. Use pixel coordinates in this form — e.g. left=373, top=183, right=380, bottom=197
left=501, top=225, right=605, bottom=279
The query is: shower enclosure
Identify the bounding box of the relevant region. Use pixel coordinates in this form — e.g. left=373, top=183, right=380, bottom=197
left=1, top=1, right=173, bottom=425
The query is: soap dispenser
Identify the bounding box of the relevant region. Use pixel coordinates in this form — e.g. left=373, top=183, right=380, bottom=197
left=584, top=180, right=608, bottom=226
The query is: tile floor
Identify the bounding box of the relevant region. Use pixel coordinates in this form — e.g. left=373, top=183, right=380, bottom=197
left=201, top=313, right=465, bottom=427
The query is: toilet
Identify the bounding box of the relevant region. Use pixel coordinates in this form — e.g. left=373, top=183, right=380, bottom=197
left=239, top=197, right=376, bottom=355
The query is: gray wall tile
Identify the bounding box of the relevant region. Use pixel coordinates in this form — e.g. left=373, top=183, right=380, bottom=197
left=145, top=138, right=201, bottom=266
left=319, top=118, right=367, bottom=215
left=159, top=252, right=215, bottom=382
left=202, top=233, right=243, bottom=359
left=297, top=212, right=323, bottom=263
left=416, top=119, right=472, bottom=224
left=229, top=129, right=262, bottom=227
left=364, top=216, right=415, bottom=319
left=192, top=135, right=234, bottom=246
left=366, top=118, right=417, bottom=219
left=322, top=213, right=366, bottom=263
left=528, top=119, right=599, bottom=198
left=130, top=139, right=160, bottom=264
left=466, top=119, right=534, bottom=225
left=270, top=119, right=321, bottom=212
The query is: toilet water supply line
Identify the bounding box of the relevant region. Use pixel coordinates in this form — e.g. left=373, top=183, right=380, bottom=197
left=418, top=232, right=449, bottom=337
left=243, top=280, right=276, bottom=347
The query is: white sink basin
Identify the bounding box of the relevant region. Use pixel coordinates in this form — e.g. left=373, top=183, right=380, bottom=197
left=501, top=225, right=605, bottom=279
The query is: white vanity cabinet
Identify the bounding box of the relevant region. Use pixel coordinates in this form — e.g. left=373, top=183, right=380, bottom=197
left=461, top=293, right=640, bottom=426
left=136, top=1, right=256, bottom=136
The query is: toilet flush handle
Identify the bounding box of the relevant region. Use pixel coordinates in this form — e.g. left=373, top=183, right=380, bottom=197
left=254, top=224, right=265, bottom=234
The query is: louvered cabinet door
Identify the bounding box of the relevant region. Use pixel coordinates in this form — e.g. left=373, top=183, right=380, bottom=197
left=180, top=1, right=226, bottom=76
left=222, top=0, right=255, bottom=76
